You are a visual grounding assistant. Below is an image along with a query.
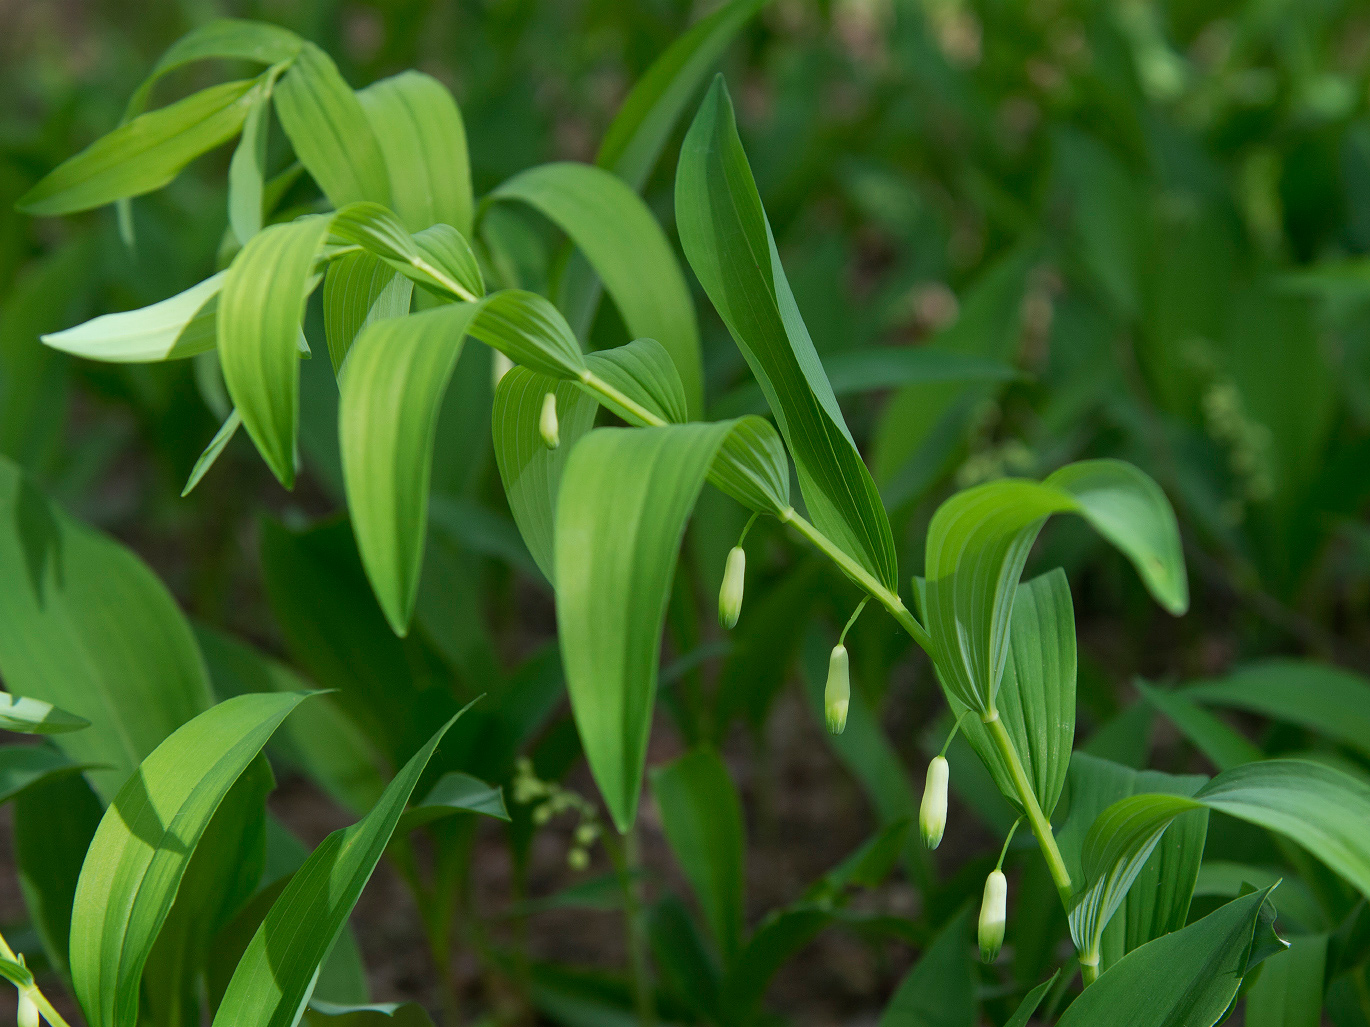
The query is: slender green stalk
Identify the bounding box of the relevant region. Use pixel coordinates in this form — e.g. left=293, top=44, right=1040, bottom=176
left=1081, top=957, right=1100, bottom=986
left=604, top=828, right=656, bottom=1027
left=0, top=930, right=75, bottom=1027
left=983, top=714, right=1073, bottom=907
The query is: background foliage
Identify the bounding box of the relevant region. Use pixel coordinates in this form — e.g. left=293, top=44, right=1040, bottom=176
left=4, top=0, right=1370, bottom=1024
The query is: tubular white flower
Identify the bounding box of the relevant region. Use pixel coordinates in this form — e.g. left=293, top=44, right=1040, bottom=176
left=824, top=644, right=850, bottom=734
left=718, top=546, right=746, bottom=628
left=539, top=391, right=559, bottom=449
left=979, top=869, right=1008, bottom=964
left=920, top=755, right=949, bottom=849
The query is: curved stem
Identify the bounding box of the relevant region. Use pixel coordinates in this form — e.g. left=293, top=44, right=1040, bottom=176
left=984, top=714, right=1073, bottom=909
left=0, top=930, right=75, bottom=1027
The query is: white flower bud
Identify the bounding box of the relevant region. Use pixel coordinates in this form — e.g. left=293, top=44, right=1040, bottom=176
left=824, top=644, right=850, bottom=734
left=920, top=755, right=949, bottom=849
left=539, top=391, right=560, bottom=449
left=492, top=349, right=515, bottom=389
left=718, top=546, right=746, bottom=628
left=979, top=868, right=1008, bottom=964
left=18, top=992, right=38, bottom=1027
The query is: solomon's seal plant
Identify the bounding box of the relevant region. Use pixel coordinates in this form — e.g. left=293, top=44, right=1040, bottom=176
left=5, top=6, right=1370, bottom=1027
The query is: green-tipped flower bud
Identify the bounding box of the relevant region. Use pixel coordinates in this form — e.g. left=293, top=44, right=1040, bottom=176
left=920, top=755, right=949, bottom=849
left=979, top=869, right=1007, bottom=963
left=18, top=991, right=38, bottom=1027
left=718, top=546, right=746, bottom=628
left=824, top=644, right=850, bottom=734
left=539, top=391, right=559, bottom=449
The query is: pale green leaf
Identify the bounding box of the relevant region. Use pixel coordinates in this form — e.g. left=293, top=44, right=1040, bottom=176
left=42, top=271, right=223, bottom=363
left=228, top=70, right=279, bottom=245
left=556, top=423, right=738, bottom=831
left=651, top=748, right=747, bottom=966
left=70, top=692, right=309, bottom=1027
left=0, top=692, right=89, bottom=735
left=18, top=78, right=264, bottom=216
left=322, top=252, right=412, bottom=374
left=218, top=214, right=334, bottom=487
left=677, top=77, right=897, bottom=590
left=273, top=42, right=391, bottom=208
left=1055, top=888, right=1280, bottom=1027
left=331, top=202, right=482, bottom=301
left=182, top=408, right=242, bottom=497
left=924, top=459, right=1187, bottom=713
left=492, top=162, right=703, bottom=415
left=211, top=706, right=471, bottom=1027
left=0, top=456, right=213, bottom=799
left=359, top=71, right=472, bottom=235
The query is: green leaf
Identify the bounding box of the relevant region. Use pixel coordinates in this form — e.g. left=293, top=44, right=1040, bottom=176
left=597, top=0, right=768, bottom=189
left=398, top=771, right=510, bottom=831
left=492, top=366, right=600, bottom=583
left=1056, top=888, right=1281, bottom=1027
left=0, top=692, right=89, bottom=735
left=359, top=71, right=472, bottom=235
left=70, top=692, right=309, bottom=1027
left=322, top=253, right=413, bottom=374
left=1186, top=660, right=1370, bottom=761
left=195, top=623, right=387, bottom=816
left=924, top=459, right=1187, bottom=714
left=228, top=70, right=279, bottom=245
left=1195, top=863, right=1324, bottom=934
left=651, top=748, right=747, bottom=966
left=330, top=202, right=483, bottom=301
left=878, top=906, right=976, bottom=1027
left=42, top=270, right=223, bottom=363
left=647, top=895, right=723, bottom=1024
left=211, top=705, right=470, bottom=1027
left=952, top=568, right=1076, bottom=820
left=273, top=42, right=391, bottom=208
left=182, top=408, right=243, bottom=497
left=306, top=1000, right=436, bottom=1027
left=677, top=77, right=898, bottom=590
left=556, top=423, right=738, bottom=831
left=0, top=745, right=85, bottom=803
left=218, top=214, right=335, bottom=487
left=18, top=78, right=264, bottom=216
left=1138, top=681, right=1261, bottom=771
left=491, top=162, right=703, bottom=415
left=1004, top=972, right=1060, bottom=1027
left=1245, top=932, right=1327, bottom=1027
left=0, top=456, right=213, bottom=799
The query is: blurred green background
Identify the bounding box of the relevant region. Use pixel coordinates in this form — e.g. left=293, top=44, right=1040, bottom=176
left=4, top=0, right=1370, bottom=1021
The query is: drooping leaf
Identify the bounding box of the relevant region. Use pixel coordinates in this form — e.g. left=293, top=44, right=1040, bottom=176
left=211, top=706, right=470, bottom=1027
left=651, top=748, right=747, bottom=966
left=218, top=214, right=334, bottom=487
left=0, top=456, right=214, bottom=799
left=359, top=71, right=472, bottom=235
left=321, top=253, right=413, bottom=374
left=70, top=692, right=309, bottom=1027
left=556, top=423, right=738, bottom=831
left=1055, top=888, right=1281, bottom=1027
left=330, top=202, right=483, bottom=301
left=952, top=569, right=1076, bottom=820
left=597, top=0, right=768, bottom=190
left=0, top=746, right=85, bottom=803
left=878, top=906, right=976, bottom=1027
left=398, top=771, right=510, bottom=831
left=18, top=78, right=265, bottom=216
left=492, top=162, right=703, bottom=415
left=677, top=76, right=898, bottom=591
left=924, top=459, right=1187, bottom=714
left=0, top=692, right=89, bottom=735
left=272, top=42, right=391, bottom=209
left=42, top=271, right=223, bottom=363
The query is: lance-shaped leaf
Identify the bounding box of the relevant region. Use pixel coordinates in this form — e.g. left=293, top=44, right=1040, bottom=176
left=1138, top=681, right=1262, bottom=771
left=0, top=693, right=89, bottom=735
left=925, top=459, right=1186, bottom=713
left=1058, top=753, right=1209, bottom=971
left=651, top=748, right=747, bottom=967
left=950, top=568, right=1076, bottom=821
left=1245, top=933, right=1327, bottom=1027
left=331, top=202, right=482, bottom=301
left=0, top=746, right=86, bottom=803
left=322, top=253, right=412, bottom=374
left=556, top=423, right=737, bottom=831
left=228, top=70, right=277, bottom=245
left=397, top=771, right=509, bottom=832
left=18, top=77, right=264, bottom=216
left=677, top=77, right=898, bottom=590
left=0, top=456, right=214, bottom=799
left=273, top=41, right=391, bottom=208
left=218, top=214, right=334, bottom=487
left=1056, top=888, right=1282, bottom=1027
left=183, top=409, right=242, bottom=497
left=42, top=271, right=223, bottom=363
left=491, top=162, right=703, bottom=416
left=211, top=706, right=471, bottom=1027
left=878, top=906, right=975, bottom=1027
left=598, top=0, right=769, bottom=190
left=359, top=71, right=472, bottom=235
left=70, top=692, right=309, bottom=1027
